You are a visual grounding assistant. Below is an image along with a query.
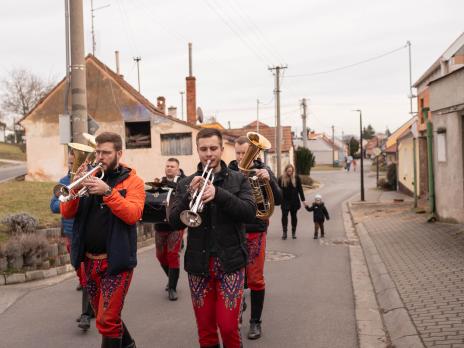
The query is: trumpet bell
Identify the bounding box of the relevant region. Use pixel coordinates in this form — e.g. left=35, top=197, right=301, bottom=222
left=180, top=210, right=203, bottom=228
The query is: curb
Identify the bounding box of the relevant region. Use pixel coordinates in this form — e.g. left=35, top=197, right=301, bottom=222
left=0, top=237, right=155, bottom=287
left=348, top=202, right=425, bottom=348
left=342, top=199, right=388, bottom=348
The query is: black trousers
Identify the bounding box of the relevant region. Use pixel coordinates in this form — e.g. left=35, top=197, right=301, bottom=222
left=281, top=208, right=298, bottom=233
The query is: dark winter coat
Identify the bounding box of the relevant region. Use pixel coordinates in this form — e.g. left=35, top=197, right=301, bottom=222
left=305, top=202, right=330, bottom=223
left=228, top=159, right=282, bottom=233
left=50, top=173, right=74, bottom=237
left=153, top=173, right=186, bottom=232
left=168, top=161, right=256, bottom=275
left=278, top=175, right=306, bottom=211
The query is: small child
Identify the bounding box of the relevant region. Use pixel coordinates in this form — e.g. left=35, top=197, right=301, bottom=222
left=305, top=194, right=330, bottom=239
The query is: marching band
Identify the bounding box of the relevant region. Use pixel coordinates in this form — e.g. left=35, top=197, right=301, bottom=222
left=58, top=128, right=281, bottom=348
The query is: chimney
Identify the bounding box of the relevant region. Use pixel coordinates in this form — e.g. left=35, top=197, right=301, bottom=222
left=157, top=96, right=166, bottom=114
left=167, top=106, right=177, bottom=118
left=186, top=42, right=197, bottom=125
left=115, top=51, right=120, bottom=75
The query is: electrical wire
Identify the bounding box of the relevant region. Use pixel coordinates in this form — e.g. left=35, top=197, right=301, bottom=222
left=285, top=43, right=408, bottom=78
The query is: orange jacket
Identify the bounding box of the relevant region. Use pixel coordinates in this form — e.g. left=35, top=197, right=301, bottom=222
left=61, top=165, right=145, bottom=225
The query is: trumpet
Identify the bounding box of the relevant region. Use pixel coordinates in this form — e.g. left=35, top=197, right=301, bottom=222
left=55, top=163, right=105, bottom=202
left=180, top=160, right=215, bottom=228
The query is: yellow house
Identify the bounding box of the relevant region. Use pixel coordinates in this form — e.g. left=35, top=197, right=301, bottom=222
left=20, top=55, right=237, bottom=182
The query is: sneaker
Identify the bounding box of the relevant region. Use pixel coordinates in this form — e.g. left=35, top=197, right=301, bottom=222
left=168, top=288, right=178, bottom=301
left=313, top=235, right=318, bottom=239
left=78, top=314, right=91, bottom=331
left=248, top=319, right=262, bottom=340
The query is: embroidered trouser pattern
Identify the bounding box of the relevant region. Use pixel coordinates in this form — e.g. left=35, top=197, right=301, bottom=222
left=188, top=257, right=245, bottom=348
left=246, top=232, right=266, bottom=291
left=155, top=229, right=184, bottom=269
left=82, top=258, right=133, bottom=338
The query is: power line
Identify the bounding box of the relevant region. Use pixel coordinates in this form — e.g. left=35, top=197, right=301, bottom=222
left=285, top=43, right=408, bottom=78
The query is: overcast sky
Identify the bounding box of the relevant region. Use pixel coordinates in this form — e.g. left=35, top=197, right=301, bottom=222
left=1, top=0, right=462, bottom=138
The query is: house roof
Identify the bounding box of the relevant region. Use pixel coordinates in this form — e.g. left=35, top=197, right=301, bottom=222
left=385, top=143, right=397, bottom=153
left=385, top=116, right=416, bottom=149
left=413, top=32, right=464, bottom=88
left=201, top=122, right=225, bottom=130
left=304, top=132, right=342, bottom=151
left=227, top=121, right=293, bottom=153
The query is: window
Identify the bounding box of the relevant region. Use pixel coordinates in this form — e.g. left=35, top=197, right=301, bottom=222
left=125, top=121, right=151, bottom=149
left=160, top=133, right=192, bottom=156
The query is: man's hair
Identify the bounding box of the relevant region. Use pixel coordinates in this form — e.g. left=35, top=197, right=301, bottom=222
left=167, top=157, right=179, bottom=165
left=95, top=132, right=123, bottom=151
left=196, top=128, right=223, bottom=146
left=235, top=135, right=250, bottom=145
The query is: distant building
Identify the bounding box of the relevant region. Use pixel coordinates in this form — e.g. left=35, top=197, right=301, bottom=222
left=294, top=131, right=344, bottom=165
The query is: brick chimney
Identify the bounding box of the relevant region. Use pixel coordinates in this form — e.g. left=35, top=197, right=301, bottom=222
left=157, top=96, right=166, bottom=114
left=186, top=42, right=197, bottom=125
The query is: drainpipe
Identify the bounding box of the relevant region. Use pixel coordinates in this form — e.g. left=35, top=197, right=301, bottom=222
left=423, top=107, right=436, bottom=221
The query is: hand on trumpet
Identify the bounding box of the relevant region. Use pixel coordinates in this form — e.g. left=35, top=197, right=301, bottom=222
left=201, top=182, right=216, bottom=204
left=254, top=168, right=270, bottom=181
left=188, top=176, right=205, bottom=195
left=71, top=161, right=90, bottom=190
left=83, top=176, right=110, bottom=196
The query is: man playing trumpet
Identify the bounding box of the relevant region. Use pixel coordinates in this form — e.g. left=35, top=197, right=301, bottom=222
left=61, top=132, right=145, bottom=348
left=169, top=128, right=256, bottom=348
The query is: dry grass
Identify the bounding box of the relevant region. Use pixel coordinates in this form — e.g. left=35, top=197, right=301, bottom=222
left=311, top=165, right=343, bottom=171
left=0, top=181, right=61, bottom=235
left=0, top=143, right=26, bottom=161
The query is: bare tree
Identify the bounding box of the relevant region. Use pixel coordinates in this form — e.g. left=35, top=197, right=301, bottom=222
left=1, top=69, right=53, bottom=117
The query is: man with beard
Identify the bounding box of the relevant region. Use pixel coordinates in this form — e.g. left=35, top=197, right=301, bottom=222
left=153, top=158, right=186, bottom=301
left=61, top=132, right=145, bottom=348
left=169, top=128, right=256, bottom=348
left=228, top=135, right=282, bottom=340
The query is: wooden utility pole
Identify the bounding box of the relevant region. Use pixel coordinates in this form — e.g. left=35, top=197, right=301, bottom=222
left=134, top=56, right=142, bottom=92
left=332, top=125, right=335, bottom=167
left=268, top=65, right=287, bottom=176
left=70, top=0, right=88, bottom=143
left=301, top=98, right=308, bottom=148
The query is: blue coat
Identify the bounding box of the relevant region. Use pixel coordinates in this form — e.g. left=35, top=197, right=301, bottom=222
left=50, top=174, right=74, bottom=237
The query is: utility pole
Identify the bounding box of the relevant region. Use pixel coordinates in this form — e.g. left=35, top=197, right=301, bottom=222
left=256, top=99, right=260, bottom=133
left=70, top=0, right=88, bottom=143
left=301, top=98, right=308, bottom=148
left=90, top=0, right=110, bottom=56
left=268, top=65, right=287, bottom=176
left=332, top=125, right=335, bottom=167
left=180, top=91, right=185, bottom=120
left=134, top=56, right=142, bottom=92
left=354, top=109, right=365, bottom=201
left=407, top=41, right=414, bottom=115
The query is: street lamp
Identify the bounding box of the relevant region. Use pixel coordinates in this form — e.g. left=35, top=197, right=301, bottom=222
left=353, top=109, right=365, bottom=201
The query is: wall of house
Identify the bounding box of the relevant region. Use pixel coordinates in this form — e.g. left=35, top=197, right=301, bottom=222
left=398, top=135, right=420, bottom=195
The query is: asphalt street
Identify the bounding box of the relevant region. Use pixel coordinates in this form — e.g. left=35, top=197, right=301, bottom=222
left=0, top=168, right=363, bottom=348
left=0, top=161, right=27, bottom=182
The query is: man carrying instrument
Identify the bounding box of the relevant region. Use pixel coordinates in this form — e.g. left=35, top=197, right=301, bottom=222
left=61, top=132, right=145, bottom=348
left=228, top=135, right=282, bottom=340
left=153, top=158, right=185, bottom=301
left=169, top=128, right=256, bottom=348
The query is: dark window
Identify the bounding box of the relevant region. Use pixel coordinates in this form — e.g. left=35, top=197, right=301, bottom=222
left=125, top=121, right=151, bottom=149
left=160, top=133, right=192, bottom=156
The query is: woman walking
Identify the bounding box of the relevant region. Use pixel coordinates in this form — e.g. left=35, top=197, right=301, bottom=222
left=278, top=164, right=306, bottom=239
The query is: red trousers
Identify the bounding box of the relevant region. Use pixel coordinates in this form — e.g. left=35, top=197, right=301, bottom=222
left=82, top=258, right=133, bottom=338
left=246, top=232, right=266, bottom=291
left=188, top=257, right=245, bottom=348
left=155, top=229, right=184, bottom=269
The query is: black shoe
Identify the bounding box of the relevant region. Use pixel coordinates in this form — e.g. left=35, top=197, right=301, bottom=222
left=313, top=234, right=318, bottom=239
left=292, top=235, right=297, bottom=239
left=101, top=336, right=122, bottom=348
left=122, top=322, right=136, bottom=348
left=321, top=233, right=325, bottom=238
left=76, top=284, right=82, bottom=291
left=168, top=288, right=178, bottom=301
left=282, top=232, right=287, bottom=240
left=248, top=319, right=262, bottom=340
left=78, top=314, right=91, bottom=331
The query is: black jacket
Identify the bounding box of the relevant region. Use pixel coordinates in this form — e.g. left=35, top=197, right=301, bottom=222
left=228, top=159, right=282, bottom=233
left=153, top=173, right=186, bottom=232
left=278, top=175, right=306, bottom=211
left=168, top=161, right=256, bottom=275
left=305, top=202, right=330, bottom=222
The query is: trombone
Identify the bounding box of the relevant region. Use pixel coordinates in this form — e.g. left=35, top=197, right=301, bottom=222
left=180, top=160, right=215, bottom=228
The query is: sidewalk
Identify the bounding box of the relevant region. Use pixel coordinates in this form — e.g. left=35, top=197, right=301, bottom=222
left=350, top=188, right=464, bottom=347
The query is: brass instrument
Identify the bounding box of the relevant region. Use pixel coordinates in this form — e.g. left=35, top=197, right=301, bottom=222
left=239, top=132, right=275, bottom=219
left=53, top=142, right=104, bottom=202
left=180, top=160, right=215, bottom=228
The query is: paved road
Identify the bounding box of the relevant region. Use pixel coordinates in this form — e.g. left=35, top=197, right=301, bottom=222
left=0, top=161, right=27, bottom=182
left=0, top=168, right=363, bottom=348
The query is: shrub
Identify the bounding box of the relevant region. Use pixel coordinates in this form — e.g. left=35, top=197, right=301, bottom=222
left=5, top=237, right=23, bottom=270
left=295, top=147, right=315, bottom=175
left=2, top=213, right=38, bottom=235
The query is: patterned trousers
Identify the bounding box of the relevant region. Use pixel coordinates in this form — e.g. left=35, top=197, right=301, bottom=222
left=188, top=257, right=245, bottom=348
left=155, top=229, right=184, bottom=269
left=82, top=258, right=133, bottom=338
left=246, top=232, right=266, bottom=291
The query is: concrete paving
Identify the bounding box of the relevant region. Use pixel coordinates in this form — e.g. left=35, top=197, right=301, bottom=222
left=0, top=169, right=365, bottom=348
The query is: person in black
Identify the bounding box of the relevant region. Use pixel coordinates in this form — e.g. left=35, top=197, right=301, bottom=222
left=278, top=163, right=306, bottom=239
left=61, top=132, right=145, bottom=348
left=228, top=135, right=282, bottom=340
left=152, top=158, right=186, bottom=301
left=169, top=128, right=256, bottom=348
left=305, top=194, right=330, bottom=239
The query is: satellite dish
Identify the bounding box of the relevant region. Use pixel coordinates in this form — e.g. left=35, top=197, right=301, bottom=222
left=196, top=107, right=204, bottom=123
